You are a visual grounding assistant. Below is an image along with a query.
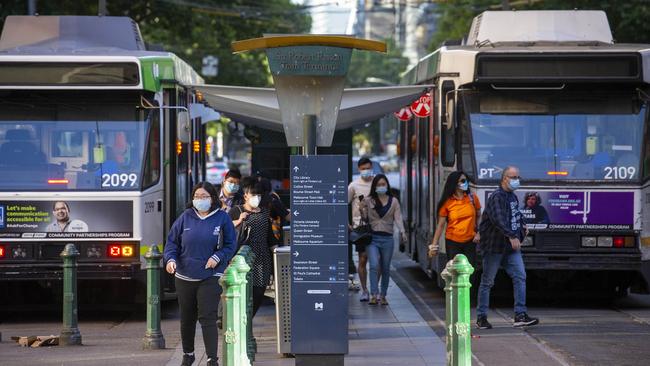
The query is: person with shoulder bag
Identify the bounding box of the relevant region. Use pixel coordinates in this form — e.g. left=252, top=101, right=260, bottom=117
left=429, top=171, right=481, bottom=270
left=360, top=174, right=407, bottom=306
left=228, top=180, right=278, bottom=317
left=163, top=182, right=237, bottom=366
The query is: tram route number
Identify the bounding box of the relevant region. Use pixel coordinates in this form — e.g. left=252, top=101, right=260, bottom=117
left=102, top=173, right=138, bottom=187
left=604, top=166, right=636, bottom=180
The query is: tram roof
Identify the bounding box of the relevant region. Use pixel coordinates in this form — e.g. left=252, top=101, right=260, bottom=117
left=0, top=16, right=204, bottom=91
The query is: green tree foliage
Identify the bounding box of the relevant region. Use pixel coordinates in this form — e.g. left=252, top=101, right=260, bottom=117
left=0, top=0, right=311, bottom=86
left=429, top=0, right=650, bottom=51
left=346, top=38, right=410, bottom=87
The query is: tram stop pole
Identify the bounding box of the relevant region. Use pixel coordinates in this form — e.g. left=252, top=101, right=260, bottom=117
left=59, top=243, right=82, bottom=346
left=442, top=255, right=474, bottom=366
left=142, top=245, right=165, bottom=350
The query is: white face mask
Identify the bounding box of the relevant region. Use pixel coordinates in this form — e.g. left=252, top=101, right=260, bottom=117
left=248, top=195, right=261, bottom=208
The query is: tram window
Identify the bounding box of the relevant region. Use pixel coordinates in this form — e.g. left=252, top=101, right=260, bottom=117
left=458, top=103, right=475, bottom=179
left=52, top=131, right=83, bottom=157
left=441, top=124, right=455, bottom=167
left=142, top=111, right=161, bottom=189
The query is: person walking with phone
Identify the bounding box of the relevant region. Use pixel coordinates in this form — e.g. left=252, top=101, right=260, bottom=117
left=475, top=166, right=539, bottom=330
left=428, top=171, right=481, bottom=269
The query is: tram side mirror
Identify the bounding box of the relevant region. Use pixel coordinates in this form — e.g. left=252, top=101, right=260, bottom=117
left=177, top=110, right=191, bottom=143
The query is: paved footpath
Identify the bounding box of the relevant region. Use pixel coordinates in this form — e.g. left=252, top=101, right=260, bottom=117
left=0, top=277, right=445, bottom=366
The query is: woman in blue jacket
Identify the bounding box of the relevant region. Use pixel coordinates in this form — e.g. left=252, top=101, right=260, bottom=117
left=164, top=182, right=237, bottom=366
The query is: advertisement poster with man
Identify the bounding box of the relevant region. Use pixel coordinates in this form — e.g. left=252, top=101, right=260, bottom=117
left=484, top=190, right=635, bottom=231
left=0, top=200, right=133, bottom=238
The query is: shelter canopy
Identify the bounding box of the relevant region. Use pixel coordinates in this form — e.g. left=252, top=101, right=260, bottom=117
left=192, top=84, right=431, bottom=132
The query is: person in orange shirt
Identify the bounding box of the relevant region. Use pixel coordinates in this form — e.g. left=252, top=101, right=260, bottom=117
left=428, top=171, right=481, bottom=269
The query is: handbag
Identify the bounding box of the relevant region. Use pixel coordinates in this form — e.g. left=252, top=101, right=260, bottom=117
left=352, top=219, right=373, bottom=247
left=234, top=206, right=251, bottom=248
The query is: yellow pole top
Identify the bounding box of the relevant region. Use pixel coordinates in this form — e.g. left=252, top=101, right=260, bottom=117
left=232, top=35, right=387, bottom=53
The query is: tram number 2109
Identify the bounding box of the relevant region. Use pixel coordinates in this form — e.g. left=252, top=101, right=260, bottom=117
left=603, top=166, right=636, bottom=180
left=102, top=173, right=138, bottom=187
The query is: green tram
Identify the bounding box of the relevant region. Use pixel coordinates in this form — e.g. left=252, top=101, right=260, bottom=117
left=0, top=16, right=214, bottom=303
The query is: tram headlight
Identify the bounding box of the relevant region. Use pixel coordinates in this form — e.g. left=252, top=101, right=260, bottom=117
left=597, top=236, right=613, bottom=247
left=87, top=246, right=102, bottom=258
left=0, top=244, right=5, bottom=258
left=12, top=246, right=27, bottom=259
left=581, top=236, right=597, bottom=247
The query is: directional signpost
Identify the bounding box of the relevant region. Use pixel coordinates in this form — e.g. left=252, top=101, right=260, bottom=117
left=291, top=155, right=348, bottom=365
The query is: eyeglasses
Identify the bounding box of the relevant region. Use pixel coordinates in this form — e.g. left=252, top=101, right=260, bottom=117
left=506, top=175, right=521, bottom=180
left=194, top=195, right=211, bottom=199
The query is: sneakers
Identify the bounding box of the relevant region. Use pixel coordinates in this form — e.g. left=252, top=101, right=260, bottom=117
left=514, top=312, right=539, bottom=327
left=359, top=291, right=369, bottom=302
left=181, top=353, right=195, bottom=366
left=368, top=296, right=378, bottom=305
left=348, top=278, right=360, bottom=291
left=476, top=316, right=492, bottom=329
left=206, top=358, right=219, bottom=366
left=380, top=297, right=389, bottom=306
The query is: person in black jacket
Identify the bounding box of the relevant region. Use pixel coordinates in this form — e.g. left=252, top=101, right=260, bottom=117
left=164, top=182, right=237, bottom=366
left=475, top=166, right=539, bottom=330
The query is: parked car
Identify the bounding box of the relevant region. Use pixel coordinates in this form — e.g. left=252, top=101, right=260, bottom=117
left=206, top=161, right=228, bottom=185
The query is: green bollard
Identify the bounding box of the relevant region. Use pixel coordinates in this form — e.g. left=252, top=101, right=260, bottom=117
left=60, top=243, right=82, bottom=346
left=220, top=262, right=243, bottom=366
left=233, top=255, right=252, bottom=366
left=142, top=245, right=165, bottom=350
left=443, top=254, right=474, bottom=366
left=441, top=260, right=453, bottom=365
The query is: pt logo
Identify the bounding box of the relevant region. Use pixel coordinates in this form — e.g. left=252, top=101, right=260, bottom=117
left=0, top=205, right=4, bottom=229
left=314, top=302, right=324, bottom=311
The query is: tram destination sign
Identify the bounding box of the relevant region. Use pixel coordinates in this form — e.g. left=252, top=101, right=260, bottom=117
left=290, top=155, right=348, bottom=354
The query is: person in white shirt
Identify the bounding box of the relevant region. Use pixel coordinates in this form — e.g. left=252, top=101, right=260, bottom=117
left=348, top=157, right=374, bottom=301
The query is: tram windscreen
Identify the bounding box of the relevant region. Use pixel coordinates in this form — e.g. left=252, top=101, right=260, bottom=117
left=465, top=91, right=645, bottom=181
left=0, top=99, right=150, bottom=191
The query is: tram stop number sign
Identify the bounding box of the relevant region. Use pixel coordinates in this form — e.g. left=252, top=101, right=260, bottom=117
left=410, top=92, right=432, bottom=118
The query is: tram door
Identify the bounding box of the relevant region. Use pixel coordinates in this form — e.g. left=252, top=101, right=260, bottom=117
left=415, top=115, right=431, bottom=269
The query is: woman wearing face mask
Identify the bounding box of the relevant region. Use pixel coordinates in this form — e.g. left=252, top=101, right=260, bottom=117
left=428, top=171, right=481, bottom=270
left=228, top=180, right=277, bottom=316
left=163, top=182, right=237, bottom=366
left=359, top=174, right=407, bottom=305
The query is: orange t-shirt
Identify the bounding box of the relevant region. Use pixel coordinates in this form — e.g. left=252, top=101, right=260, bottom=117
left=438, top=193, right=481, bottom=243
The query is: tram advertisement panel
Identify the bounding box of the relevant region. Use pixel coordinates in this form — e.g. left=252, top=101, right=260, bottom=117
left=483, top=191, right=634, bottom=231
left=0, top=200, right=133, bottom=238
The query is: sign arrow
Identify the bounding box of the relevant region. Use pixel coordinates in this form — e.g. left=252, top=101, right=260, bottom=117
left=293, top=210, right=299, bottom=216
left=293, top=166, right=299, bottom=172
left=293, top=251, right=299, bottom=257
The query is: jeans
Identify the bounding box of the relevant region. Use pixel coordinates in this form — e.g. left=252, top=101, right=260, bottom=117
left=175, top=276, right=221, bottom=360
left=367, top=234, right=394, bottom=297
left=476, top=249, right=527, bottom=317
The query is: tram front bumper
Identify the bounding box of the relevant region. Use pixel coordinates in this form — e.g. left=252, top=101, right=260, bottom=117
left=522, top=252, right=641, bottom=271
left=0, top=262, right=141, bottom=281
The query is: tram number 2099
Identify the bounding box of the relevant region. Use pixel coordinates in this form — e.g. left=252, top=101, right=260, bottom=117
left=102, top=173, right=138, bottom=187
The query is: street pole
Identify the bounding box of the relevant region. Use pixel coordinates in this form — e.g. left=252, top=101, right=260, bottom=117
left=27, top=0, right=36, bottom=15
left=142, top=245, right=165, bottom=350
left=302, top=114, right=317, bottom=156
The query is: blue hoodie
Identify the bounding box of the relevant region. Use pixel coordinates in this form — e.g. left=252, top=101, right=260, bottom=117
left=163, top=208, right=237, bottom=280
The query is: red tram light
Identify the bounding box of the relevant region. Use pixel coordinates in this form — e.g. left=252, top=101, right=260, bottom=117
left=108, top=244, right=121, bottom=257
left=0, top=245, right=5, bottom=258
left=613, top=237, right=625, bottom=248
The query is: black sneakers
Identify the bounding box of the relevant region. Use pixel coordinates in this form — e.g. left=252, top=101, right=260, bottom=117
left=206, top=358, right=219, bottom=366
left=181, top=353, right=195, bottom=366
left=476, top=315, right=492, bottom=329
left=514, top=312, right=539, bottom=327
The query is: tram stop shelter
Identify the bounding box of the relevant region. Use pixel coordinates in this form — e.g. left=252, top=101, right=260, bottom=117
left=192, top=35, right=431, bottom=366
left=191, top=35, right=430, bottom=148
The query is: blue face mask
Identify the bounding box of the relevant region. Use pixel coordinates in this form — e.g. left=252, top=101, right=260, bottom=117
left=193, top=198, right=212, bottom=212
left=459, top=182, right=469, bottom=191
left=360, top=169, right=373, bottom=179
left=225, top=182, right=239, bottom=193
left=376, top=186, right=388, bottom=195
left=508, top=179, right=520, bottom=191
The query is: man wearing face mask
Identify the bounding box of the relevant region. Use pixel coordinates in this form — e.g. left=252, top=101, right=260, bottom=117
left=219, top=169, right=243, bottom=211
left=476, top=166, right=538, bottom=330
left=228, top=180, right=279, bottom=317
left=348, top=157, right=375, bottom=300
